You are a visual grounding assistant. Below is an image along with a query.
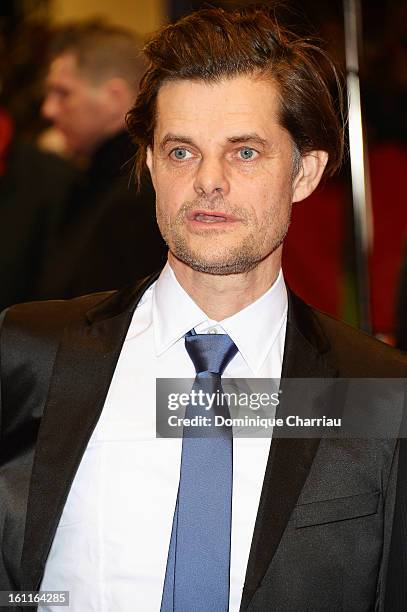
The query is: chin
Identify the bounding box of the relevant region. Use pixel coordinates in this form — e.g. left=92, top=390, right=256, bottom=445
left=188, top=260, right=259, bottom=275
left=171, top=247, right=263, bottom=276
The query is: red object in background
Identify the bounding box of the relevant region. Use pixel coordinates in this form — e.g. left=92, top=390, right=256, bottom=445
left=283, top=143, right=407, bottom=336
left=369, top=143, right=407, bottom=335
left=0, top=108, right=14, bottom=175
left=282, top=180, right=346, bottom=318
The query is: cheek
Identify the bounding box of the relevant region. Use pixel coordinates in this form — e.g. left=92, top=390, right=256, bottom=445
left=154, top=176, right=174, bottom=208
left=74, top=95, right=104, bottom=126
left=155, top=186, right=178, bottom=223
left=154, top=163, right=194, bottom=202
left=250, top=182, right=293, bottom=226
left=65, top=102, right=89, bottom=130
left=231, top=177, right=273, bottom=215
left=156, top=158, right=195, bottom=184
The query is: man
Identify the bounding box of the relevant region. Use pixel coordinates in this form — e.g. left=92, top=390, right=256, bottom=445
left=37, top=21, right=166, bottom=299
left=0, top=6, right=406, bottom=612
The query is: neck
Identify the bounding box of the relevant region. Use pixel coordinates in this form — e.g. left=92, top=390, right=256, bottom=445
left=168, top=250, right=282, bottom=320
left=85, top=118, right=127, bottom=158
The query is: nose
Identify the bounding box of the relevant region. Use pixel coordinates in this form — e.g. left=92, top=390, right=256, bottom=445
left=193, top=155, right=230, bottom=199
left=41, top=93, right=58, bottom=122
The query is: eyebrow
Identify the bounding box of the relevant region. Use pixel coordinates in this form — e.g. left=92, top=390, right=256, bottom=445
left=159, top=134, right=196, bottom=151
left=159, top=132, right=269, bottom=151
left=226, top=133, right=268, bottom=147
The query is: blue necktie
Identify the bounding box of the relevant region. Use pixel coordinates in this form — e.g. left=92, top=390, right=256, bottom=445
left=161, top=330, right=238, bottom=612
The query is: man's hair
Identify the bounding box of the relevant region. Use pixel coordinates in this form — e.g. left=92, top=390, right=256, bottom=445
left=49, top=20, right=146, bottom=91
left=126, top=5, right=345, bottom=187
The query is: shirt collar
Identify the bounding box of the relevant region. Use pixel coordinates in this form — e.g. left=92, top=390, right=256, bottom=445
left=152, top=262, right=287, bottom=373
left=153, top=263, right=210, bottom=356
left=218, top=271, right=287, bottom=373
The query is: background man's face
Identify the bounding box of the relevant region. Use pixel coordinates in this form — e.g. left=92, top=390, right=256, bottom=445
left=147, top=75, right=302, bottom=275
left=42, top=53, right=111, bottom=156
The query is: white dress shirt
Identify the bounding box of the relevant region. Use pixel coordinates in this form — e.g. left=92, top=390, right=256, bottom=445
left=40, top=263, right=287, bottom=611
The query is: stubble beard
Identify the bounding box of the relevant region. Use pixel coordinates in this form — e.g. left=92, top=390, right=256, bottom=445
left=157, top=197, right=291, bottom=276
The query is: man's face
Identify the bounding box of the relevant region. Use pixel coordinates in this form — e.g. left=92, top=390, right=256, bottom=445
left=42, top=53, right=111, bottom=155
left=147, top=75, right=306, bottom=276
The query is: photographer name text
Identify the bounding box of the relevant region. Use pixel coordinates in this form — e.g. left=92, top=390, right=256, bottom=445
left=167, top=415, right=342, bottom=429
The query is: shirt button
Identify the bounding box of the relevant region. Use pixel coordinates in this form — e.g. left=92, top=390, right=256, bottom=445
left=208, top=327, right=218, bottom=334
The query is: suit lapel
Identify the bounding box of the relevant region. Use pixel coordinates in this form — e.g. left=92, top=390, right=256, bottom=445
left=240, top=292, right=337, bottom=611
left=20, top=274, right=158, bottom=590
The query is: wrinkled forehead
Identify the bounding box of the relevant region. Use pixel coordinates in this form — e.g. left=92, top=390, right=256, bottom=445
left=153, top=75, right=283, bottom=147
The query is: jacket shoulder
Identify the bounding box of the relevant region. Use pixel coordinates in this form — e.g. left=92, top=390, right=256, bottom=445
left=2, top=291, right=117, bottom=330
left=0, top=292, right=117, bottom=449
left=312, top=308, right=407, bottom=377
left=0, top=291, right=117, bottom=343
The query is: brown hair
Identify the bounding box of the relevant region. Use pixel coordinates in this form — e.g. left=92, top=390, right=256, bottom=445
left=126, top=5, right=345, bottom=186
left=49, top=20, right=146, bottom=91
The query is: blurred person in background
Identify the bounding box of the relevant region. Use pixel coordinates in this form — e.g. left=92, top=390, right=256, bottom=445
left=0, top=19, right=77, bottom=312
left=37, top=21, right=166, bottom=299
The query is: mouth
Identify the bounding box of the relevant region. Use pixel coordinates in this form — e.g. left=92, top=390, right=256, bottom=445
left=187, top=209, right=238, bottom=225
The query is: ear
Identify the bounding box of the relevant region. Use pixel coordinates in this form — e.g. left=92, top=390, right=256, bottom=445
left=292, top=150, right=329, bottom=203
left=102, top=77, right=134, bottom=111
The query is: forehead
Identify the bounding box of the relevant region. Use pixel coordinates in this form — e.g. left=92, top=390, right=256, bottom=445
left=47, top=52, right=85, bottom=86
left=154, top=75, right=282, bottom=143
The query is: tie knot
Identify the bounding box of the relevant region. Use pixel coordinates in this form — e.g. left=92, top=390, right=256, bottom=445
left=185, top=330, right=238, bottom=376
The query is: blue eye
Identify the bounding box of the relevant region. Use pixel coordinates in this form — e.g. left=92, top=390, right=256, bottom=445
left=171, top=148, right=191, bottom=160
left=239, top=148, right=257, bottom=160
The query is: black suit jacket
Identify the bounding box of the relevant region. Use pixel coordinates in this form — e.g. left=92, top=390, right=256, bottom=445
left=384, top=424, right=407, bottom=610
left=1, top=275, right=406, bottom=611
